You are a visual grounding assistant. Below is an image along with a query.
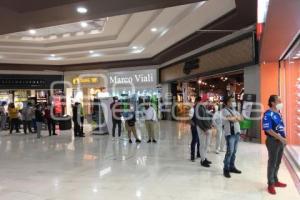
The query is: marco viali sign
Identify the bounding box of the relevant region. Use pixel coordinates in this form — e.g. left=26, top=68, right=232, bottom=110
left=108, top=69, right=157, bottom=86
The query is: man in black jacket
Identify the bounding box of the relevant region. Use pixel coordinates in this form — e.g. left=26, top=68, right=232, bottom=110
left=73, top=102, right=84, bottom=137
left=194, top=98, right=213, bottom=167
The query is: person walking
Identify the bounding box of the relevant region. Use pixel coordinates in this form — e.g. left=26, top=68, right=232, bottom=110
left=44, top=104, right=57, bottom=136
left=73, top=102, right=85, bottom=137
left=0, top=102, right=6, bottom=131
left=222, top=95, right=243, bottom=178
left=110, top=97, right=122, bottom=139
left=22, top=102, right=34, bottom=134
left=189, top=97, right=201, bottom=162
left=8, top=103, right=19, bottom=134
left=35, top=104, right=44, bottom=138
left=213, top=106, right=226, bottom=154
left=263, top=95, right=287, bottom=195
left=194, top=99, right=213, bottom=167
left=144, top=103, right=158, bottom=143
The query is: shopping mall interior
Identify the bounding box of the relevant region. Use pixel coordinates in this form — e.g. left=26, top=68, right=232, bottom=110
left=0, top=0, right=300, bottom=199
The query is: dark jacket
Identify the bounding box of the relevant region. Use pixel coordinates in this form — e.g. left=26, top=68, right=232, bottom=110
left=194, top=104, right=213, bottom=132
left=35, top=110, right=44, bottom=122
left=126, top=112, right=136, bottom=126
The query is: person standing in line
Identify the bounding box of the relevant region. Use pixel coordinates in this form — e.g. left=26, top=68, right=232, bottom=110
left=22, top=102, right=33, bottom=134
left=35, top=104, right=44, bottom=138
left=44, top=104, right=57, bottom=136
left=144, top=103, right=158, bottom=143
left=263, top=95, right=287, bottom=195
left=0, top=102, right=6, bottom=131
left=213, top=105, right=226, bottom=154
left=31, top=104, right=37, bottom=133
left=194, top=99, right=213, bottom=167
left=110, top=97, right=122, bottom=139
left=189, top=97, right=201, bottom=162
left=222, top=95, right=243, bottom=178
left=125, top=108, right=141, bottom=144
left=73, top=102, right=85, bottom=138
left=8, top=103, right=20, bottom=134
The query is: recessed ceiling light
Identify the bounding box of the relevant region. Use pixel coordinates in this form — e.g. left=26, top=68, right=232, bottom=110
left=131, top=48, right=144, bottom=54
left=151, top=28, right=158, bottom=32
left=29, top=29, right=36, bottom=35
left=77, top=7, right=88, bottom=14
left=90, top=53, right=102, bottom=57
left=80, top=22, right=88, bottom=28
left=89, top=50, right=94, bottom=54
left=51, top=54, right=56, bottom=57
left=132, top=46, right=138, bottom=50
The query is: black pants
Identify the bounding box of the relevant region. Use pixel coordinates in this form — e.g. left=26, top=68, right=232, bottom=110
left=10, top=118, right=19, bottom=133
left=47, top=118, right=56, bottom=136
left=23, top=120, right=33, bottom=134
left=191, top=125, right=200, bottom=159
left=266, top=136, right=284, bottom=186
left=73, top=117, right=84, bottom=137
left=112, top=119, right=121, bottom=137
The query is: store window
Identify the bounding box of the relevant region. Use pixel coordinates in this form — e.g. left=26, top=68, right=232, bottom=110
left=280, top=38, right=300, bottom=165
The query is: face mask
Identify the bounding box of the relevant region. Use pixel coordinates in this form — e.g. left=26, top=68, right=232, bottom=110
left=276, top=103, right=283, bottom=111
left=231, top=102, right=237, bottom=108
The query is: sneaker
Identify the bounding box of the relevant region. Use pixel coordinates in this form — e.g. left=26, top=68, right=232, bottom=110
left=275, top=181, right=287, bottom=188
left=147, top=140, right=152, bottom=143
left=191, top=156, right=195, bottom=162
left=197, top=154, right=201, bottom=158
left=230, top=167, right=242, bottom=174
left=204, top=159, right=212, bottom=165
left=129, top=139, right=133, bottom=144
left=223, top=170, right=231, bottom=178
left=136, top=139, right=141, bottom=143
left=268, top=185, right=276, bottom=195
left=201, top=160, right=210, bottom=168
left=152, top=140, right=157, bottom=143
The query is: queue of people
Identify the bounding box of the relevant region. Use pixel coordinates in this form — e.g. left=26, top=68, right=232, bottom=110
left=189, top=94, right=287, bottom=195
left=0, top=102, right=58, bottom=138
left=110, top=97, right=158, bottom=144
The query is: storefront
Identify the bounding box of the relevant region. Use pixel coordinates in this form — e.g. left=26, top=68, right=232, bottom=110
left=64, top=69, right=159, bottom=116
left=259, top=0, right=300, bottom=181
left=0, top=74, right=64, bottom=112
left=108, top=69, right=160, bottom=113
left=159, top=33, right=260, bottom=139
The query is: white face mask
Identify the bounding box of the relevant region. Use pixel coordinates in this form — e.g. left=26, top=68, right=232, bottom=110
left=276, top=103, right=283, bottom=111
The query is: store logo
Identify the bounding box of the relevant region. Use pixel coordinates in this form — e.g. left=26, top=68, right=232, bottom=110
left=109, top=73, right=154, bottom=84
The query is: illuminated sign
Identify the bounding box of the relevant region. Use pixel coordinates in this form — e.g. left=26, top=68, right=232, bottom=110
left=108, top=70, right=157, bottom=86
left=72, top=77, right=99, bottom=85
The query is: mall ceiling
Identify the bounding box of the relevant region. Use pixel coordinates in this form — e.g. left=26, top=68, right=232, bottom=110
left=0, top=0, right=257, bottom=70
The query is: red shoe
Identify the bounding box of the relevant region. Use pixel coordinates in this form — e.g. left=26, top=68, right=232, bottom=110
left=268, top=185, right=276, bottom=195
left=275, top=181, right=287, bottom=188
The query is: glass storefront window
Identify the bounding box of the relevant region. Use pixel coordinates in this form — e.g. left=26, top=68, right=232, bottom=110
left=280, top=59, right=300, bottom=165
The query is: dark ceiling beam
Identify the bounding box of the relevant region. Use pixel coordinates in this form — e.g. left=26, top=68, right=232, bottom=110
left=0, top=0, right=205, bottom=35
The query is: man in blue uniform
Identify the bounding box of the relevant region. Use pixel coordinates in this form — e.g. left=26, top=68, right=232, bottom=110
left=262, top=95, right=287, bottom=195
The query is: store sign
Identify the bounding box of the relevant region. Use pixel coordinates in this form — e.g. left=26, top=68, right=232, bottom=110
left=108, top=70, right=157, bottom=87
left=72, top=77, right=99, bottom=85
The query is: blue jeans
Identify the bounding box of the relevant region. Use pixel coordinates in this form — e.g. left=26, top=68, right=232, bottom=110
left=223, top=133, right=240, bottom=171
left=190, top=125, right=200, bottom=159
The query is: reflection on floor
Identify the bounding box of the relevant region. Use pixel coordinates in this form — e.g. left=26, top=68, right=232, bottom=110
left=0, top=121, right=298, bottom=200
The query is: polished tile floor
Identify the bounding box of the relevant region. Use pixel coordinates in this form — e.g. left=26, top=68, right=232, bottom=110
left=0, top=121, right=298, bottom=200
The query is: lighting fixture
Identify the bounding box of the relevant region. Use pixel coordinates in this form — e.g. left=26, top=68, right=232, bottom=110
left=51, top=54, right=55, bottom=57
left=80, top=22, right=88, bottom=28
left=151, top=28, right=158, bottom=32
left=198, top=80, right=202, bottom=84
left=132, top=46, right=138, bottom=50
left=77, top=7, right=88, bottom=14
left=90, top=53, right=101, bottom=57
left=29, top=29, right=36, bottom=35
left=89, top=50, right=94, bottom=54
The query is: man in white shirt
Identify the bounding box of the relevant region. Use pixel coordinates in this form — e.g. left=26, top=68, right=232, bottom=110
left=144, top=103, right=158, bottom=143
